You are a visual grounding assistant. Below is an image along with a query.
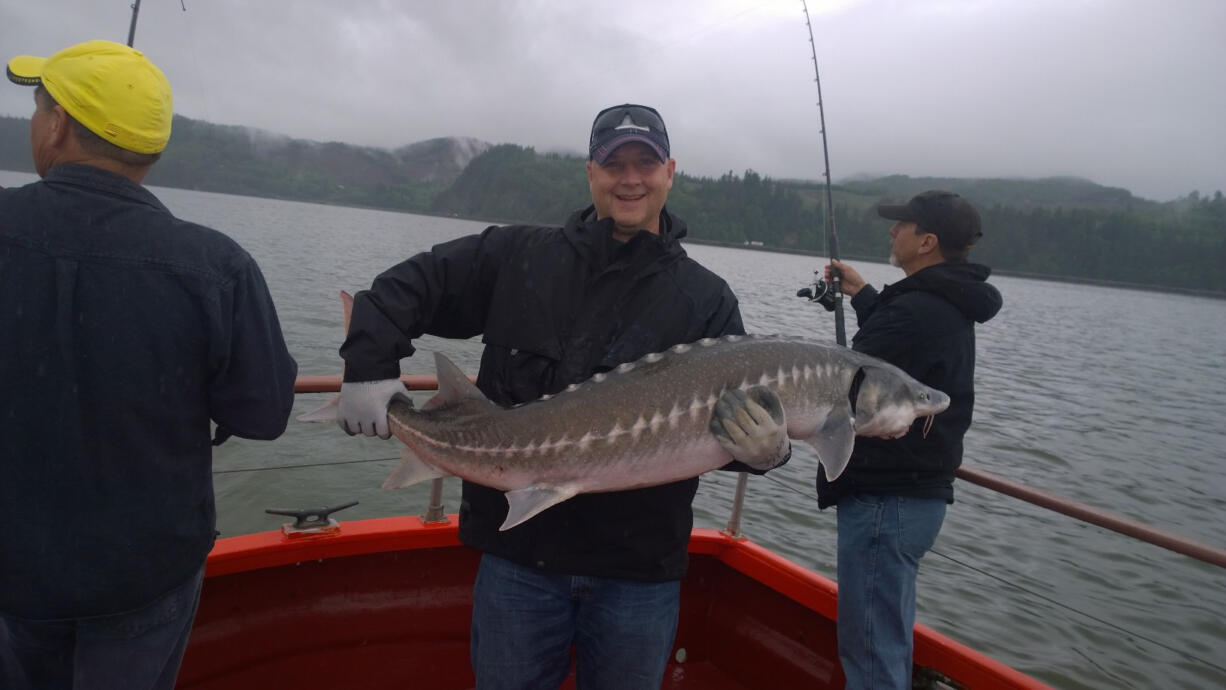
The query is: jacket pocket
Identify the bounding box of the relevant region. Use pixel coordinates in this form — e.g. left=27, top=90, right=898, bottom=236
left=479, top=334, right=563, bottom=405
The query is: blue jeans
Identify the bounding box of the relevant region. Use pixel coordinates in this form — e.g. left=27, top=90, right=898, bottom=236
left=470, top=553, right=680, bottom=690
left=0, top=564, right=204, bottom=690
left=836, top=494, right=946, bottom=690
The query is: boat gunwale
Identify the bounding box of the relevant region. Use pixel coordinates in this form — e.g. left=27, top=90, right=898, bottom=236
left=203, top=515, right=1048, bottom=689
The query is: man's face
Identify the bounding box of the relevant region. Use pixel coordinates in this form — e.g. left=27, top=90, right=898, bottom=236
left=888, top=220, right=924, bottom=268
left=587, top=142, right=675, bottom=240
left=29, top=89, right=57, bottom=177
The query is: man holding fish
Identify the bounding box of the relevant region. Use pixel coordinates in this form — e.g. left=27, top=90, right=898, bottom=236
left=337, top=104, right=793, bottom=689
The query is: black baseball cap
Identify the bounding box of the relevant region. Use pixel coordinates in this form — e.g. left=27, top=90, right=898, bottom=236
left=877, top=190, right=982, bottom=250
left=588, top=103, right=670, bottom=164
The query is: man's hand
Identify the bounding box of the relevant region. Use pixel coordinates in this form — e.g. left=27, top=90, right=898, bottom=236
left=337, top=379, right=413, bottom=439
left=826, top=259, right=866, bottom=298
left=710, top=386, right=791, bottom=471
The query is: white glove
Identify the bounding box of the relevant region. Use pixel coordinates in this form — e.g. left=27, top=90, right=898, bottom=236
left=710, top=386, right=791, bottom=471
left=338, top=379, right=412, bottom=439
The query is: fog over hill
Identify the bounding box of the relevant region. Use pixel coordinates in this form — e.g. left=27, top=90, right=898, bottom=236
left=2, top=113, right=1222, bottom=295
left=0, top=113, right=1192, bottom=211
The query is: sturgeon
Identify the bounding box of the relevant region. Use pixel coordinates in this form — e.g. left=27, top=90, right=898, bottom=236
left=368, top=334, right=950, bottom=530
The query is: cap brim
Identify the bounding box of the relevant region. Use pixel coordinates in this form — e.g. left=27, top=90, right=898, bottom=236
left=591, top=133, right=668, bottom=164
left=876, top=203, right=913, bottom=221
left=6, top=55, right=46, bottom=86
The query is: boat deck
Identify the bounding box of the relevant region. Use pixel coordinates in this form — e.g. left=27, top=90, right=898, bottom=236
left=176, top=516, right=1041, bottom=689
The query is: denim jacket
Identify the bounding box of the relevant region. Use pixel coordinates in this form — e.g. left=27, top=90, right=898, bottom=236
left=0, top=164, right=297, bottom=619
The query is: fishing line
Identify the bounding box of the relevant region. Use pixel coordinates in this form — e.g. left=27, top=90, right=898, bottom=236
left=800, top=0, right=846, bottom=346
left=212, top=455, right=398, bottom=475
left=213, top=460, right=1222, bottom=671
left=126, top=0, right=187, bottom=47
left=791, top=4, right=1218, bottom=680
left=759, top=469, right=816, bottom=501
left=671, top=1, right=773, bottom=44
left=757, top=472, right=1225, bottom=674
left=926, top=548, right=1226, bottom=675
left=180, top=2, right=216, bottom=127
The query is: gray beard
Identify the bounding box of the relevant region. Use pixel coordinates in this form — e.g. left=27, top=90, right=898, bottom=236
left=889, top=252, right=900, bottom=268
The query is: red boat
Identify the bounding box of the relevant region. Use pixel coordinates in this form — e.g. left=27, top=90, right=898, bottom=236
left=174, top=375, right=1057, bottom=689
left=177, top=372, right=1226, bottom=689
left=177, top=514, right=1046, bottom=689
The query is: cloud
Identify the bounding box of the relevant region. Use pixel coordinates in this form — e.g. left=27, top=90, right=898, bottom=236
left=1, top=0, right=1222, bottom=200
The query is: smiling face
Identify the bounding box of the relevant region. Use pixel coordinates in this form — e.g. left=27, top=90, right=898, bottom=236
left=586, top=142, right=676, bottom=240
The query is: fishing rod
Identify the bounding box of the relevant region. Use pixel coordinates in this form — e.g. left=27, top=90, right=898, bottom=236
left=796, top=0, right=847, bottom=347
left=127, top=0, right=142, bottom=46
left=126, top=0, right=187, bottom=47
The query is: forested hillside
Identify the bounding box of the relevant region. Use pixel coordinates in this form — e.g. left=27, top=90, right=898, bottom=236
left=0, top=115, right=484, bottom=211
left=2, top=115, right=1222, bottom=294
left=433, top=146, right=1224, bottom=293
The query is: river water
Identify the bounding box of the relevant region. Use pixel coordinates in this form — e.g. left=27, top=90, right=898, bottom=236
left=5, top=170, right=1224, bottom=689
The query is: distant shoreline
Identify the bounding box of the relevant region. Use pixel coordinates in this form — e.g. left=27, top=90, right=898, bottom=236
left=682, top=237, right=1226, bottom=301
left=2, top=168, right=1221, bottom=300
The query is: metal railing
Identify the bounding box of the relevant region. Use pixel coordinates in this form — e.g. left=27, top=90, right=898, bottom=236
left=293, top=376, right=1226, bottom=570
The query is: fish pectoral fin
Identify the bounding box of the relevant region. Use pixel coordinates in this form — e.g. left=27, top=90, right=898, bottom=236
left=380, top=447, right=447, bottom=489
left=805, top=407, right=856, bottom=482
left=500, top=485, right=579, bottom=531
left=297, top=394, right=339, bottom=422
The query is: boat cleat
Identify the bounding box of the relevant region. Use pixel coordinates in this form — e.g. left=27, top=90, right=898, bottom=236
left=265, top=500, right=359, bottom=538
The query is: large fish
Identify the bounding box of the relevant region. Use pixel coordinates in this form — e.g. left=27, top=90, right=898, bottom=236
left=346, top=334, right=950, bottom=530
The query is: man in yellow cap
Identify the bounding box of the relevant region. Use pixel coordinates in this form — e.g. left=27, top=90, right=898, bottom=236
left=0, top=40, right=298, bottom=689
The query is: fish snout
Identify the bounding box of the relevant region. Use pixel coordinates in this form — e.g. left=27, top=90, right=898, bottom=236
left=916, top=387, right=951, bottom=416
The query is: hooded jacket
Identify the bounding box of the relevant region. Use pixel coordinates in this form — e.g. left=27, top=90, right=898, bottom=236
left=816, top=261, right=1002, bottom=508
left=341, top=206, right=745, bottom=581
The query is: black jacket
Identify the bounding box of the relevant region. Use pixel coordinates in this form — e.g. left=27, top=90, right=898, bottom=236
left=0, top=164, right=297, bottom=619
left=816, top=261, right=1002, bottom=508
left=341, top=206, right=745, bottom=580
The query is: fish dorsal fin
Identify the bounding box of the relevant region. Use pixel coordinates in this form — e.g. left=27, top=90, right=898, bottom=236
left=297, top=290, right=358, bottom=423
left=340, top=290, right=355, bottom=333
left=297, top=396, right=339, bottom=422
left=425, top=352, right=493, bottom=411
left=500, top=485, right=580, bottom=531
left=803, top=402, right=857, bottom=482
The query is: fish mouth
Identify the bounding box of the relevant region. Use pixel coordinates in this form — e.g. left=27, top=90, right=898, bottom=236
left=920, top=391, right=951, bottom=416
left=883, top=414, right=937, bottom=440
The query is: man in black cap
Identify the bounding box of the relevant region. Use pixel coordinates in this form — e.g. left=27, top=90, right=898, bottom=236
left=334, top=103, right=790, bottom=689
left=820, top=190, right=1002, bottom=690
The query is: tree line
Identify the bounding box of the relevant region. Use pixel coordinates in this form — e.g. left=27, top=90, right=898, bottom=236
left=438, top=146, right=1224, bottom=294
left=2, top=115, right=1222, bottom=294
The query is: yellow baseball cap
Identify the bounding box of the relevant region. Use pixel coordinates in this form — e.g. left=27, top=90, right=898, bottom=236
left=6, top=39, right=172, bottom=154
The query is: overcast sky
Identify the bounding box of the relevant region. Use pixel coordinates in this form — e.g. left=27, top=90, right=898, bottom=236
left=2, top=0, right=1223, bottom=201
